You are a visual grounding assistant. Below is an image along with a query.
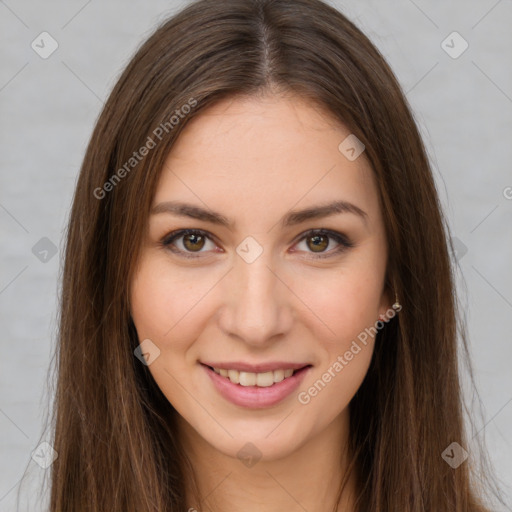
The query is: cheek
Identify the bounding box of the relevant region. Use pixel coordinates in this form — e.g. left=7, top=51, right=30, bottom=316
left=299, top=340, right=374, bottom=425
left=292, top=258, right=382, bottom=409
left=129, top=259, right=203, bottom=409
left=292, top=262, right=385, bottom=343
left=130, top=256, right=215, bottom=343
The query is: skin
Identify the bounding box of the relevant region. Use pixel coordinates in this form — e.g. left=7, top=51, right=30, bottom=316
left=129, top=92, right=392, bottom=511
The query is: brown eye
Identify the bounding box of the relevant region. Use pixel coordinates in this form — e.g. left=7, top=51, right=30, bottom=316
left=162, top=228, right=353, bottom=261
left=182, top=233, right=206, bottom=252
left=162, top=229, right=217, bottom=259
left=306, top=234, right=329, bottom=252
left=294, top=229, right=354, bottom=259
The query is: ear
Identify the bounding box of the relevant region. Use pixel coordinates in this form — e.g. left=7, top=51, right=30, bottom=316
left=377, top=279, right=393, bottom=321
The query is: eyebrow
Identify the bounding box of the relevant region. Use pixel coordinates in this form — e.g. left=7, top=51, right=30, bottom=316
left=150, top=199, right=368, bottom=228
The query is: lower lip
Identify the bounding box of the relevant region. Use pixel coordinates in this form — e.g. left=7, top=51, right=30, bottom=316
left=202, top=364, right=311, bottom=409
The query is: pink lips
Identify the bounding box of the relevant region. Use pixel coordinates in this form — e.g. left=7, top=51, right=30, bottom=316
left=201, top=363, right=311, bottom=409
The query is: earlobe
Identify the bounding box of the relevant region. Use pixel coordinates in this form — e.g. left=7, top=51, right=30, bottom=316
left=392, top=292, right=402, bottom=312
left=377, top=285, right=391, bottom=320
left=377, top=286, right=401, bottom=322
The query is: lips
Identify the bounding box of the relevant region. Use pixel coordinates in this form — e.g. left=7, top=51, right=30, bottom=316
left=200, top=362, right=312, bottom=409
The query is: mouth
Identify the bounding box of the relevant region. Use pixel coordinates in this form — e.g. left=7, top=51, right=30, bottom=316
left=204, top=364, right=312, bottom=387
left=200, top=362, right=313, bottom=409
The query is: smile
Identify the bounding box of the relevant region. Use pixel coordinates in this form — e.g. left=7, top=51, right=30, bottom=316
left=201, top=363, right=312, bottom=409
left=211, top=367, right=296, bottom=387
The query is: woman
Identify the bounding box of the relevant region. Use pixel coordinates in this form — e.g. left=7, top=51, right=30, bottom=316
left=44, top=0, right=505, bottom=510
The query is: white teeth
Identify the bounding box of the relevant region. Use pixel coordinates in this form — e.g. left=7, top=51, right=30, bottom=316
left=227, top=369, right=240, bottom=384
left=273, top=369, right=284, bottom=383
left=256, top=371, right=274, bottom=387
left=212, top=367, right=300, bottom=386
left=239, top=371, right=256, bottom=386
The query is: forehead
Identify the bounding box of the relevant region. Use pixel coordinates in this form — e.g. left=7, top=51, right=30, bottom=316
left=153, top=94, right=381, bottom=230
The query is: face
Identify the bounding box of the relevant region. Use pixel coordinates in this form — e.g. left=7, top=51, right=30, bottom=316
left=129, top=93, right=391, bottom=462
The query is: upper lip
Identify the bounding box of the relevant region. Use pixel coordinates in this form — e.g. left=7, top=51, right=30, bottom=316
left=201, top=361, right=311, bottom=373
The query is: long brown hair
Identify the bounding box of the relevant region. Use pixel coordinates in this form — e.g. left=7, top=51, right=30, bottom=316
left=34, top=0, right=506, bottom=510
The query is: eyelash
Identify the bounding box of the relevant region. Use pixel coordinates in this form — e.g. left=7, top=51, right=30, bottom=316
left=160, top=228, right=354, bottom=260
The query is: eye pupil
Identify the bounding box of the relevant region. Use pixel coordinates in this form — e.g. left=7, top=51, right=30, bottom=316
left=308, top=234, right=328, bottom=252
left=183, top=233, right=205, bottom=251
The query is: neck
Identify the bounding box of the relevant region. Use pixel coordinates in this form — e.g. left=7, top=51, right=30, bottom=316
left=178, top=409, right=358, bottom=512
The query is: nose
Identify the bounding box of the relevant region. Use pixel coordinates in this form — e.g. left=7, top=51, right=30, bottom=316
left=217, top=250, right=293, bottom=347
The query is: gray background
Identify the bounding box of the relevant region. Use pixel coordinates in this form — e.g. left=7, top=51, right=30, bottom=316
left=1, top=1, right=511, bottom=510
